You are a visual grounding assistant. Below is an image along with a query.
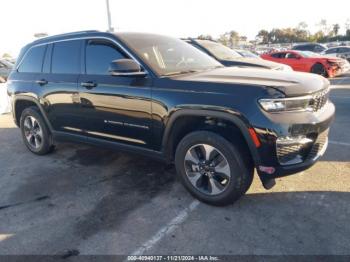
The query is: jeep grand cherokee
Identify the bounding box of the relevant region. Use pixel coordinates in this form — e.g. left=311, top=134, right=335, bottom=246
left=7, top=31, right=335, bottom=205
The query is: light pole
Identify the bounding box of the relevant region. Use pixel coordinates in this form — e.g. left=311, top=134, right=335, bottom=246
left=106, top=0, right=114, bottom=32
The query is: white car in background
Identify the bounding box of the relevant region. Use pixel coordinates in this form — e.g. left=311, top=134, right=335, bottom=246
left=0, top=77, right=11, bottom=114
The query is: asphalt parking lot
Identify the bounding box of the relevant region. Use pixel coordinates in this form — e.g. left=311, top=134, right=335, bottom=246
left=0, top=74, right=349, bottom=257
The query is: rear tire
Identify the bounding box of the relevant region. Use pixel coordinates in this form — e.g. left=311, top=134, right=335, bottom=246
left=20, top=106, right=54, bottom=155
left=311, top=63, right=328, bottom=77
left=175, top=131, right=254, bottom=206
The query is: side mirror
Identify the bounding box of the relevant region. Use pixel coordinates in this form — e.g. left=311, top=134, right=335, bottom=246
left=108, top=59, right=147, bottom=77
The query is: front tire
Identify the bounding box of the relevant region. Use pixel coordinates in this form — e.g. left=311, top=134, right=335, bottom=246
left=20, top=106, right=54, bottom=155
left=175, top=131, right=253, bottom=206
left=311, top=63, right=328, bottom=77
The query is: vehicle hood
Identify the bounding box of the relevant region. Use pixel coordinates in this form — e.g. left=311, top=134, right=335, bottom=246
left=221, top=57, right=287, bottom=70
left=173, top=67, right=329, bottom=97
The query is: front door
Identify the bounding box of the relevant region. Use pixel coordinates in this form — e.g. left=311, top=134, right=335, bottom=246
left=78, top=39, right=153, bottom=148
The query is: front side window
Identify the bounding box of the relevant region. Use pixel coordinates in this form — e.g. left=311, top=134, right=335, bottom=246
left=86, top=40, right=127, bottom=75
left=52, top=40, right=81, bottom=74
left=325, top=48, right=337, bottom=54
left=18, top=45, right=46, bottom=73
left=314, top=45, right=325, bottom=52
left=286, top=53, right=298, bottom=59
left=271, top=53, right=285, bottom=58
left=117, top=34, right=222, bottom=76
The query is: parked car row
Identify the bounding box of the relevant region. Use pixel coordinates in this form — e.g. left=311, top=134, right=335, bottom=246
left=182, top=39, right=349, bottom=78
left=184, top=39, right=292, bottom=71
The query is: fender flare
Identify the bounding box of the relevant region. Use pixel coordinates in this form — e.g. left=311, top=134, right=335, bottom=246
left=161, top=108, right=261, bottom=165
left=13, top=95, right=54, bottom=132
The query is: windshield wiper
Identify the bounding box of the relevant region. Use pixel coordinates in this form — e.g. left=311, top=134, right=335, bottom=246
left=162, top=69, right=201, bottom=76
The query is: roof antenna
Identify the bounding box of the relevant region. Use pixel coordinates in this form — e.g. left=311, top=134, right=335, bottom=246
left=106, top=0, right=114, bottom=32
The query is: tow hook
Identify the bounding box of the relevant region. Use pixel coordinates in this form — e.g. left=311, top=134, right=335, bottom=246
left=260, top=177, right=276, bottom=190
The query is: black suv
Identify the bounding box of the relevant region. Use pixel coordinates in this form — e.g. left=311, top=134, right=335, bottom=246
left=7, top=31, right=335, bottom=205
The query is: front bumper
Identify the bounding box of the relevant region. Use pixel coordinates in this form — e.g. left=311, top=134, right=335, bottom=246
left=267, top=134, right=328, bottom=178
left=255, top=101, right=335, bottom=180
left=329, top=63, right=350, bottom=77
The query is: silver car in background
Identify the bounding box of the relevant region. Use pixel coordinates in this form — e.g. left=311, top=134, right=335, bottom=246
left=322, top=46, right=350, bottom=62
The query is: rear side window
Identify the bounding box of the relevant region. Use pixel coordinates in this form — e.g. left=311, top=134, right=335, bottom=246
left=339, top=47, right=350, bottom=53
left=325, top=48, right=337, bottom=54
left=314, top=45, right=324, bottom=52
left=85, top=40, right=127, bottom=75
left=52, top=40, right=81, bottom=74
left=18, top=45, right=47, bottom=73
left=294, top=45, right=307, bottom=51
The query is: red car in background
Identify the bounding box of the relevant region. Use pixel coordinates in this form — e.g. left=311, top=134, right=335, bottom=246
left=261, top=50, right=350, bottom=78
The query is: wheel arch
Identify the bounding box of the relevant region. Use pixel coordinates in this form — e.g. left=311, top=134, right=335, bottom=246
left=311, top=62, right=328, bottom=77
left=13, top=95, right=53, bottom=132
left=161, top=108, right=261, bottom=165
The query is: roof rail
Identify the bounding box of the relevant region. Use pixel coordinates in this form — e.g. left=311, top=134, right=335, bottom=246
left=33, top=30, right=101, bottom=42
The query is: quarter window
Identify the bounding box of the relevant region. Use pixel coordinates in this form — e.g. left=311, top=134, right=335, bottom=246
left=18, top=45, right=47, bottom=73
left=86, top=40, right=127, bottom=75
left=52, top=40, right=81, bottom=74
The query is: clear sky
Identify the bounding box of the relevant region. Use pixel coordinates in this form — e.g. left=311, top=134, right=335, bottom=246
left=1, top=0, right=350, bottom=57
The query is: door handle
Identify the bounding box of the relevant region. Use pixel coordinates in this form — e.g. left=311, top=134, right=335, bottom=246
left=35, top=79, right=48, bottom=86
left=81, top=81, right=97, bottom=89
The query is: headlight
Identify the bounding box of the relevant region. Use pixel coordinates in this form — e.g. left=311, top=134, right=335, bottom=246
left=259, top=96, right=312, bottom=112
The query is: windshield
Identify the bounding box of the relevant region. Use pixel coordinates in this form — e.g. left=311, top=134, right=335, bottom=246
left=236, top=50, right=259, bottom=58
left=196, top=40, right=242, bottom=60
left=298, top=51, right=321, bottom=58
left=117, top=33, right=223, bottom=76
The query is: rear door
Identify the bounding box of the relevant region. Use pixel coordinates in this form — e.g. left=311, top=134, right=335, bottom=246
left=77, top=38, right=153, bottom=148
left=10, top=45, right=47, bottom=111
left=38, top=40, right=83, bottom=134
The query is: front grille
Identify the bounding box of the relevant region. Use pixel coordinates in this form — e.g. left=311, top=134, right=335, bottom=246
left=311, top=88, right=329, bottom=112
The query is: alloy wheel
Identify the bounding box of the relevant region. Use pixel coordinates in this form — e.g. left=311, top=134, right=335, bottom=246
left=184, top=144, right=231, bottom=196
left=23, top=116, right=43, bottom=149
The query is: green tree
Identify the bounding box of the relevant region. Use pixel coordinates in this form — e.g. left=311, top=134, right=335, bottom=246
left=256, top=30, right=269, bottom=44
left=197, top=34, right=213, bottom=40
left=332, top=24, right=340, bottom=36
